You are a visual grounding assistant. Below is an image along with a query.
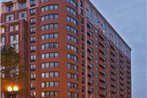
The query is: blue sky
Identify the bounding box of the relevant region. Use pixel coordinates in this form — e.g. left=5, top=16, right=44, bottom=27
left=0, top=0, right=146, bottom=98
left=91, top=0, right=147, bottom=98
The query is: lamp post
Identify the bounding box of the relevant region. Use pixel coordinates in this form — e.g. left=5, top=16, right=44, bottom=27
left=7, top=85, right=19, bottom=98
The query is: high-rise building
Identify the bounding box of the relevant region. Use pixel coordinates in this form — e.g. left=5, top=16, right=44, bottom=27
left=0, top=0, right=131, bottom=98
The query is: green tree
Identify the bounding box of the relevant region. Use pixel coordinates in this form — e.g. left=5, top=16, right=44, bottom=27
left=0, top=46, right=24, bottom=91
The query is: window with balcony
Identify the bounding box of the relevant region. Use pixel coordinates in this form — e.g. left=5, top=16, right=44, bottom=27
left=18, top=2, right=26, bottom=9
left=19, top=11, right=27, bottom=19
left=6, top=5, right=13, bottom=12
left=10, top=34, right=19, bottom=42
left=6, top=14, right=14, bottom=22
left=9, top=25, right=19, bottom=32
left=0, top=27, right=5, bottom=33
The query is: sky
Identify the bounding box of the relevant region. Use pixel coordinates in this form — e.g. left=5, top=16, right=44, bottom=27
left=90, top=0, right=147, bottom=98
left=0, top=0, right=146, bottom=98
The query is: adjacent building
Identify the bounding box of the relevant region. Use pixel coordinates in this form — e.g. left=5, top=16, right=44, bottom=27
left=0, top=0, right=131, bottom=98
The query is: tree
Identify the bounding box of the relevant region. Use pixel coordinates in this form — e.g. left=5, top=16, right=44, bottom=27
left=1, top=46, right=24, bottom=91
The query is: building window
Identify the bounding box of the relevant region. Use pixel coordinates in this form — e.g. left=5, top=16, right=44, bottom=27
left=6, top=14, right=14, bottom=22
left=87, top=40, right=93, bottom=45
left=19, top=11, right=27, bottom=19
left=67, top=92, right=78, bottom=98
left=10, top=34, right=19, bottom=43
left=10, top=44, right=19, bottom=52
left=67, top=82, right=78, bottom=89
left=41, top=72, right=59, bottom=78
left=67, top=54, right=78, bottom=61
left=41, top=62, right=59, bottom=69
left=30, top=83, right=35, bottom=89
left=66, top=0, right=76, bottom=7
left=30, top=91, right=36, bottom=98
left=30, top=0, right=36, bottom=7
left=31, top=54, right=36, bottom=61
left=30, top=36, right=36, bottom=43
left=41, top=5, right=59, bottom=12
left=0, top=37, right=5, bottom=46
left=94, top=15, right=99, bottom=26
left=67, top=16, right=77, bottom=25
left=41, top=81, right=59, bottom=88
left=6, top=5, right=13, bottom=12
left=41, top=23, right=59, bottom=31
left=66, top=7, right=77, bottom=16
left=0, top=27, right=5, bottom=33
left=87, top=7, right=93, bottom=21
left=9, top=25, right=19, bottom=32
left=30, top=45, right=36, bottom=52
left=30, top=64, right=36, bottom=71
left=67, top=35, right=77, bottom=43
left=30, top=73, right=36, bottom=80
left=41, top=42, right=59, bottom=50
left=67, top=63, right=78, bottom=71
left=67, top=25, right=77, bottom=34
left=67, top=73, right=78, bottom=80
left=41, top=91, right=59, bottom=97
left=30, top=18, right=36, bottom=24
left=41, top=52, right=59, bottom=59
left=41, top=33, right=59, bottom=40
left=30, top=9, right=36, bottom=15
left=87, top=23, right=93, bottom=29
left=30, top=27, right=36, bottom=33
left=67, top=44, right=77, bottom=52
left=18, top=2, right=26, bottom=9
left=40, top=0, right=49, bottom=3
left=41, top=14, right=59, bottom=21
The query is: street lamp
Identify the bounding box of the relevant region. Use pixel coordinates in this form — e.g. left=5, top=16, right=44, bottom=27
left=7, top=85, right=19, bottom=98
